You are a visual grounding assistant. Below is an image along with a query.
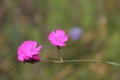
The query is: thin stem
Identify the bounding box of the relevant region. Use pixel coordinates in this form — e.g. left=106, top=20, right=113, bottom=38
left=58, top=59, right=101, bottom=62
left=105, top=61, right=120, bottom=66
left=41, top=59, right=120, bottom=66
left=43, top=59, right=101, bottom=63
left=56, top=46, right=63, bottom=62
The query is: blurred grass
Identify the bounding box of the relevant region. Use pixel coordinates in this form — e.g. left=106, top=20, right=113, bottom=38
left=0, top=0, right=120, bottom=80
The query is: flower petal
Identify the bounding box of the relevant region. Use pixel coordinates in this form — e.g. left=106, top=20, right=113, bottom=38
left=32, top=41, right=37, bottom=49
left=56, top=29, right=65, bottom=37
left=48, top=31, right=56, bottom=40
left=58, top=42, right=66, bottom=46
left=33, top=55, right=40, bottom=61
left=62, top=35, right=68, bottom=42
left=34, top=45, right=42, bottom=52
left=18, top=55, right=24, bottom=61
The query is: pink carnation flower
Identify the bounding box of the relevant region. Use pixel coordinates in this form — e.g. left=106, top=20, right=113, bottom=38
left=17, top=40, right=42, bottom=63
left=48, top=29, right=68, bottom=47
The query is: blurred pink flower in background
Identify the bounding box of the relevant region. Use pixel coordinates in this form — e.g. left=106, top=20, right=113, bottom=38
left=17, top=40, right=42, bottom=63
left=48, top=29, right=68, bottom=47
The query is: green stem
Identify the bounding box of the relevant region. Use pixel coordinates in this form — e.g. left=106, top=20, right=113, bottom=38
left=105, top=61, right=120, bottom=66
left=56, top=46, right=63, bottom=62
left=42, top=59, right=120, bottom=66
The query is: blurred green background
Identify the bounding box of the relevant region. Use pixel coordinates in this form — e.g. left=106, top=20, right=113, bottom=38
left=0, top=0, right=120, bottom=80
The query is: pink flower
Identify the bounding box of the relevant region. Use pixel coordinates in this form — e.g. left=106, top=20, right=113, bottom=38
left=48, top=29, right=68, bottom=47
left=17, top=40, right=42, bottom=63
